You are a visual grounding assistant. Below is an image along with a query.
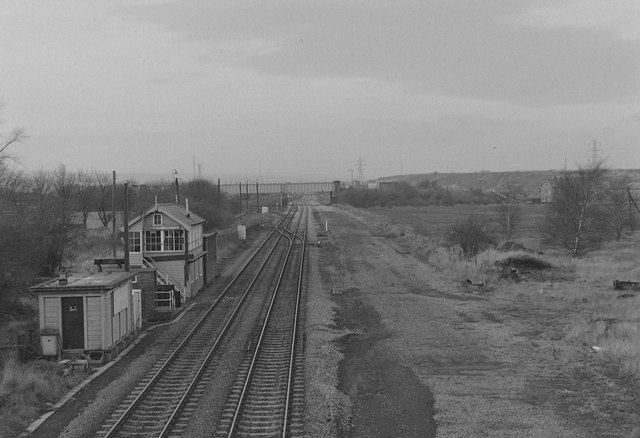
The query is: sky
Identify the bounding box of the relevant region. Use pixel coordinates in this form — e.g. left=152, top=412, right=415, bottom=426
left=1, top=0, right=639, bottom=183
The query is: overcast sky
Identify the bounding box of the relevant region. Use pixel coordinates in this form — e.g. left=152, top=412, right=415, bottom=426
left=1, top=0, right=639, bottom=182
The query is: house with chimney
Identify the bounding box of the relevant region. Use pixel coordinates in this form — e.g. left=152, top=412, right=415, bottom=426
left=126, top=201, right=208, bottom=306
left=540, top=178, right=557, bottom=203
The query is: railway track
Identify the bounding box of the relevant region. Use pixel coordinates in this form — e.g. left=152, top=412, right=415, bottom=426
left=95, top=205, right=308, bottom=437
left=215, top=205, right=308, bottom=437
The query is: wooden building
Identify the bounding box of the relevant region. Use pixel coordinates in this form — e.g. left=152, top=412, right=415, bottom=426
left=31, top=270, right=141, bottom=363
left=126, top=202, right=207, bottom=303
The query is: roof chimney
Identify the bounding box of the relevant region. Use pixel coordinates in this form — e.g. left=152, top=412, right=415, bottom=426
left=58, top=271, right=68, bottom=286
left=186, top=198, right=190, bottom=218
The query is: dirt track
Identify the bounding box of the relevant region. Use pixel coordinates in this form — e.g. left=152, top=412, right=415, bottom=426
left=304, top=202, right=640, bottom=437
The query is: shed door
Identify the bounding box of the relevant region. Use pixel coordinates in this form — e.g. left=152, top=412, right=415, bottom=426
left=61, top=297, right=84, bottom=349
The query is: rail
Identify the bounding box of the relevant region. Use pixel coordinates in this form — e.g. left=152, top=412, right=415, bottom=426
left=100, top=206, right=298, bottom=438
left=225, top=204, right=307, bottom=437
left=283, top=206, right=308, bottom=437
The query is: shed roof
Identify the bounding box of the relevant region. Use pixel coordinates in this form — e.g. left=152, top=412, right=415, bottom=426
left=30, top=270, right=137, bottom=293
left=128, top=202, right=206, bottom=229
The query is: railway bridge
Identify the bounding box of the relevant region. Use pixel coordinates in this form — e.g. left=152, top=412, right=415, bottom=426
left=219, top=181, right=340, bottom=195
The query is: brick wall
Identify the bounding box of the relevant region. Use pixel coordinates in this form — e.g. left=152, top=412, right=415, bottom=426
left=132, top=268, right=157, bottom=322
left=203, top=232, right=218, bottom=286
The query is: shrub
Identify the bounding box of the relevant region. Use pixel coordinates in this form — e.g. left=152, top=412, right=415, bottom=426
left=495, top=254, right=553, bottom=271
left=494, top=253, right=554, bottom=282
left=498, top=241, right=528, bottom=252
left=446, top=215, right=496, bottom=257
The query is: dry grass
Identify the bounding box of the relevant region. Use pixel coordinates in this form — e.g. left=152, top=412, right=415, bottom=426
left=357, top=203, right=640, bottom=381
left=0, top=351, right=88, bottom=438
left=63, top=228, right=122, bottom=274
left=458, top=236, right=640, bottom=381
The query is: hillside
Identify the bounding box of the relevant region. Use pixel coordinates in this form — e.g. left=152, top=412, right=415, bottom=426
left=377, top=169, right=640, bottom=196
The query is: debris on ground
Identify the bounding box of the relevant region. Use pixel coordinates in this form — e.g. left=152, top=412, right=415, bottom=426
left=495, top=254, right=554, bottom=282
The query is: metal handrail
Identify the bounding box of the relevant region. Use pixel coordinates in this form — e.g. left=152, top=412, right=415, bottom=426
left=143, top=256, right=183, bottom=296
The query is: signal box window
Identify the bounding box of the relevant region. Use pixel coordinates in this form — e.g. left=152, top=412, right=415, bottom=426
left=129, top=231, right=141, bottom=252
left=164, top=230, right=185, bottom=251
left=145, top=230, right=162, bottom=251
left=153, top=213, right=162, bottom=226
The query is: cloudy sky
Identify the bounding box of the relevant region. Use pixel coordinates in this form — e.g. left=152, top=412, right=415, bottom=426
left=1, top=1, right=639, bottom=182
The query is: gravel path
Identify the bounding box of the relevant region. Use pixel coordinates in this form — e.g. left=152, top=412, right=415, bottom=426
left=303, top=202, right=640, bottom=437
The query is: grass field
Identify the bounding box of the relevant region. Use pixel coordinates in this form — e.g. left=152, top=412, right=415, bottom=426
left=367, top=203, right=547, bottom=246
left=346, top=202, right=640, bottom=384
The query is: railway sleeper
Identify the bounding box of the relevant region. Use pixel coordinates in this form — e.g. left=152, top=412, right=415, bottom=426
left=236, top=424, right=283, bottom=435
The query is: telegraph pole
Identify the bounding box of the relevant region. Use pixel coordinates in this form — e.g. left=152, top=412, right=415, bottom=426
left=245, top=181, right=249, bottom=211
left=239, top=182, right=243, bottom=222
left=256, top=180, right=260, bottom=213
left=356, top=157, right=365, bottom=185
left=112, top=171, right=117, bottom=257
left=173, top=169, right=180, bottom=203
left=123, top=181, right=129, bottom=271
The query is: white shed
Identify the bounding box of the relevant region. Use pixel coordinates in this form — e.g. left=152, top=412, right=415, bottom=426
left=31, top=270, right=142, bottom=363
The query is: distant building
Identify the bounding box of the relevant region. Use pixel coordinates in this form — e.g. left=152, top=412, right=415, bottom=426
left=540, top=179, right=556, bottom=203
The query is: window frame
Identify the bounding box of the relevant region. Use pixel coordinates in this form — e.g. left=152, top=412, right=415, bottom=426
left=164, top=229, right=185, bottom=252
left=143, top=229, right=184, bottom=252
left=144, top=229, right=162, bottom=251
left=128, top=231, right=141, bottom=253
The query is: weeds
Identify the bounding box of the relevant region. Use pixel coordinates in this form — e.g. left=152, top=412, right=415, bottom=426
left=365, top=205, right=640, bottom=381
left=0, top=346, right=88, bottom=437
left=64, top=228, right=120, bottom=273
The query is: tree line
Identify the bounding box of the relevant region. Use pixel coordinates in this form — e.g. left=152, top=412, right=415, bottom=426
left=338, top=180, right=501, bottom=208
left=0, top=161, right=241, bottom=310
left=449, top=160, right=639, bottom=257
left=339, top=160, right=639, bottom=258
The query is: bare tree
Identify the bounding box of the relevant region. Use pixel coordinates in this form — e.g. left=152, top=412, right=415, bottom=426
left=493, top=184, right=523, bottom=241
left=52, top=164, right=77, bottom=222
left=29, top=170, right=61, bottom=274
left=603, top=178, right=630, bottom=241
left=0, top=102, right=26, bottom=193
left=76, top=169, right=96, bottom=226
left=32, top=170, right=53, bottom=214
left=2, top=170, right=31, bottom=214
left=628, top=187, right=640, bottom=231
left=50, top=165, right=78, bottom=269
left=0, top=101, right=26, bottom=160
left=0, top=127, right=25, bottom=156
left=543, top=159, right=608, bottom=256
left=95, top=170, right=113, bottom=228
